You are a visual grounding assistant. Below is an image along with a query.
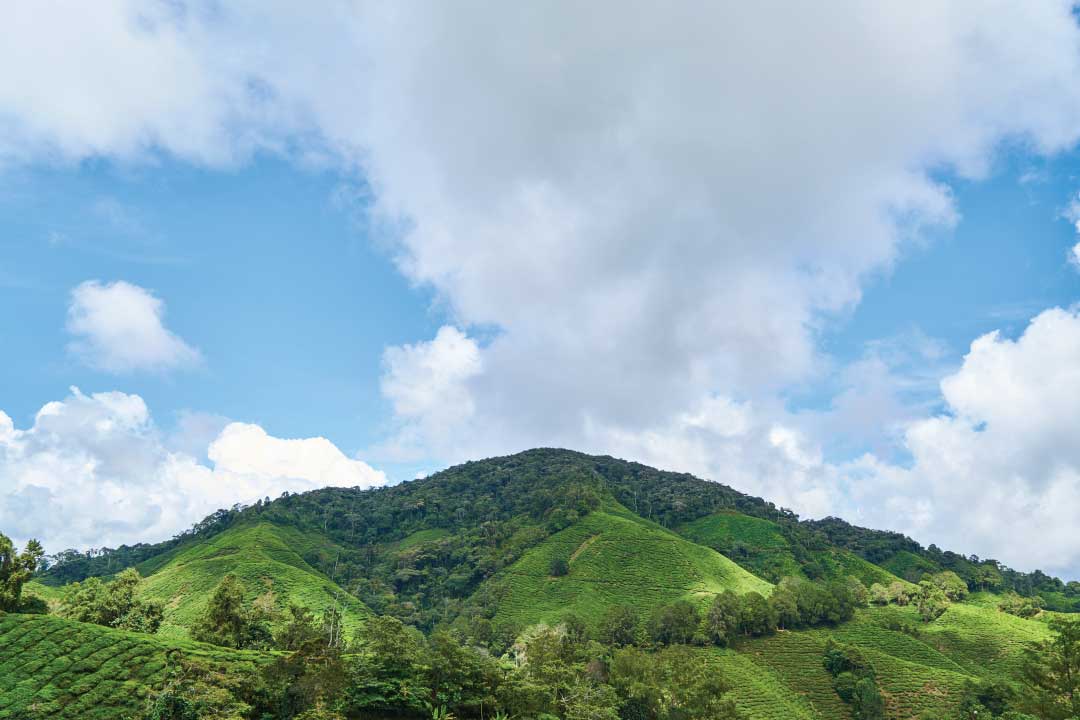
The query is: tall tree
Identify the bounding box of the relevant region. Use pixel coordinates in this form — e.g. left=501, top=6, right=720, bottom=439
left=1021, top=617, right=1080, bottom=719
left=707, top=591, right=742, bottom=645
left=192, top=574, right=272, bottom=649
left=0, top=533, right=44, bottom=612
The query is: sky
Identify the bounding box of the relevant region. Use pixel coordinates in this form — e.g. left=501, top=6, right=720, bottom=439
left=4, top=2, right=1080, bottom=580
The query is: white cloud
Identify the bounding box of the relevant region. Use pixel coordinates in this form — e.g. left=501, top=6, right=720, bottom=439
left=209, top=423, right=386, bottom=489
left=378, top=326, right=483, bottom=460
left=839, top=308, right=1080, bottom=576
left=66, top=280, right=200, bottom=373
left=7, top=4, right=1080, bottom=575
left=0, top=388, right=385, bottom=552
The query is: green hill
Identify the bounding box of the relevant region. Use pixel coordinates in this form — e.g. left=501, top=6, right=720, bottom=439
left=485, top=508, right=771, bottom=631
left=134, top=522, right=369, bottom=640
left=15, top=448, right=1079, bottom=720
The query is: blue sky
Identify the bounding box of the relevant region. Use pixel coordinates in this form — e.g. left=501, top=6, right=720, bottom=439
left=9, top=152, right=1079, bottom=468
left=2, top=159, right=439, bottom=467
left=5, top=2, right=1080, bottom=579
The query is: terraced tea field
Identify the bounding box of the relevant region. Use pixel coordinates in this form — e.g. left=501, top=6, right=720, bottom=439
left=0, top=613, right=259, bottom=720
left=489, top=510, right=771, bottom=631
left=134, top=522, right=369, bottom=639
left=676, top=512, right=804, bottom=580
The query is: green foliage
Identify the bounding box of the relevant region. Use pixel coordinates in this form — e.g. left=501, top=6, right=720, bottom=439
left=485, top=509, right=770, bottom=635
left=823, top=640, right=884, bottom=720
left=677, top=512, right=803, bottom=582
left=998, top=591, right=1045, bottom=618
left=648, top=600, right=701, bottom=646
left=192, top=574, right=272, bottom=650
left=143, top=652, right=261, bottom=720
left=58, top=568, right=164, bottom=633
left=0, top=533, right=44, bottom=612
left=0, top=612, right=262, bottom=720
left=133, top=523, right=368, bottom=640
left=16, top=448, right=1080, bottom=720
left=738, top=591, right=777, bottom=637
left=609, top=645, right=743, bottom=719
left=706, top=590, right=741, bottom=646
left=928, top=571, right=970, bottom=602
left=916, top=579, right=951, bottom=622
left=597, top=604, right=640, bottom=647
left=1019, top=616, right=1080, bottom=719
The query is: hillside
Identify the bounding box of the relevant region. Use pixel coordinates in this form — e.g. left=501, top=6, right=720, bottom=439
left=11, top=448, right=1078, bottom=719
left=0, top=612, right=260, bottom=720
left=485, top=507, right=771, bottom=631
left=132, top=522, right=368, bottom=640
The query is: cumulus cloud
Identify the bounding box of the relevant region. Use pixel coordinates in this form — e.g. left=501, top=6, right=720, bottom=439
left=66, top=280, right=200, bottom=373
left=365, top=2, right=1080, bottom=460
left=378, top=326, right=483, bottom=460
left=852, top=307, right=1080, bottom=576
left=0, top=388, right=386, bottom=552
left=7, top=4, right=1080, bottom=574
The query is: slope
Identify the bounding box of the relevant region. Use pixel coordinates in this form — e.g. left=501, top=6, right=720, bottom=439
left=134, top=521, right=368, bottom=640
left=484, top=508, right=772, bottom=632
left=0, top=612, right=260, bottom=720
left=676, top=511, right=910, bottom=589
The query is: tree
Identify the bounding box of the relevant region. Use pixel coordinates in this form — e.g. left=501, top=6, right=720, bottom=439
left=562, top=678, right=620, bottom=720
left=610, top=646, right=743, bottom=720
left=343, top=616, right=427, bottom=715
left=0, top=533, right=44, bottom=612
left=738, top=591, right=776, bottom=637
left=59, top=568, right=164, bottom=633
left=561, top=613, right=590, bottom=646
left=597, top=604, right=640, bottom=647
left=1020, top=617, right=1080, bottom=720
left=142, top=653, right=257, bottom=720
left=915, top=580, right=949, bottom=623
left=768, top=585, right=800, bottom=630
left=869, top=583, right=889, bottom=605
left=192, top=574, right=272, bottom=649
left=823, top=640, right=883, bottom=720
left=845, top=577, right=870, bottom=607
left=928, top=571, right=969, bottom=601
left=264, top=605, right=348, bottom=719
left=999, top=592, right=1044, bottom=619
left=648, top=600, right=700, bottom=646
left=660, top=646, right=743, bottom=719
left=549, top=557, right=570, bottom=577
left=707, top=591, right=742, bottom=645
left=887, top=581, right=911, bottom=606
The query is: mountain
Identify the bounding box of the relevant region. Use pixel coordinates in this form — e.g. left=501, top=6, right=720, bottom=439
left=4, top=448, right=1076, bottom=719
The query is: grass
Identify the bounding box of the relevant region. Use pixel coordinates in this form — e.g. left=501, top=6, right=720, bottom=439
left=134, top=522, right=369, bottom=640
left=0, top=612, right=260, bottom=720
left=488, top=510, right=772, bottom=631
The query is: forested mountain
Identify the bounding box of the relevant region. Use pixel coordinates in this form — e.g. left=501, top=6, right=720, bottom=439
left=3, top=448, right=1079, bottom=720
